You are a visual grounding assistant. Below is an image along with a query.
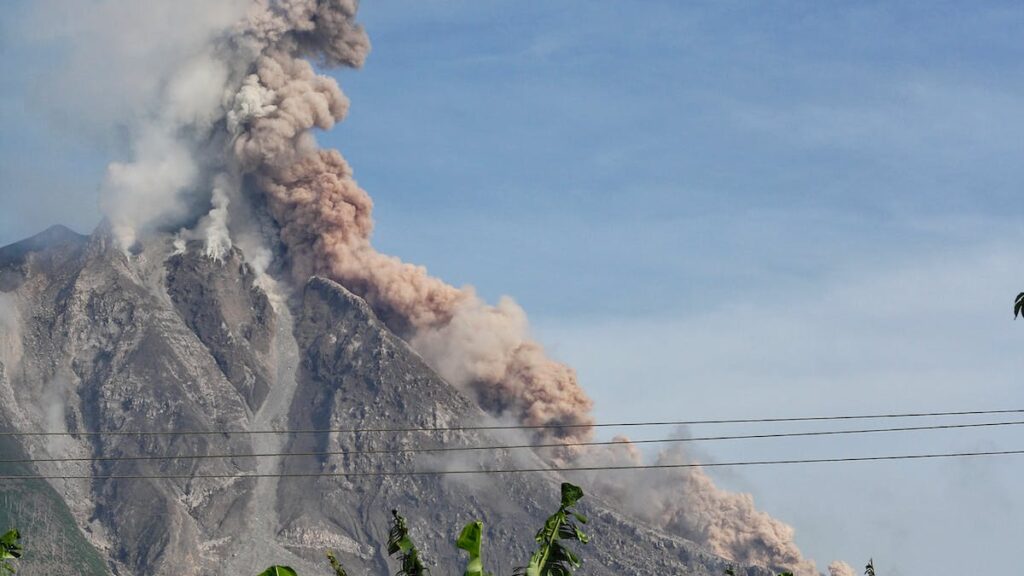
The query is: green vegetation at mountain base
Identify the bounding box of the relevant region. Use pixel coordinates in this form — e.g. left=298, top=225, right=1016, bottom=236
left=4, top=478, right=884, bottom=576
left=1, top=528, right=21, bottom=574
left=515, top=482, right=588, bottom=576
left=388, top=509, right=429, bottom=576
left=0, top=435, right=108, bottom=575
left=456, top=521, right=490, bottom=576
left=258, top=482, right=588, bottom=576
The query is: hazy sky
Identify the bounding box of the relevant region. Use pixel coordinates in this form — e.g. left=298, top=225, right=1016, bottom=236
left=2, top=1, right=1023, bottom=574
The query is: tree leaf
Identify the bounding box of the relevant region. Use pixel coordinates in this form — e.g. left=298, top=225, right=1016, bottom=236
left=457, top=521, right=490, bottom=576
left=517, top=483, right=589, bottom=576
left=559, top=483, right=584, bottom=508
left=0, top=531, right=19, bottom=547
left=256, top=566, right=298, bottom=576
left=387, top=510, right=429, bottom=576
left=0, top=529, right=21, bottom=564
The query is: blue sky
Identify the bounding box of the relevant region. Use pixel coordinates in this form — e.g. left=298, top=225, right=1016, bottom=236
left=2, top=1, right=1024, bottom=574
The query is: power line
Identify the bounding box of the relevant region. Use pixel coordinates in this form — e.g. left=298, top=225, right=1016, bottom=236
left=4, top=419, right=1023, bottom=465
left=1, top=408, right=1021, bottom=437
left=2, top=449, right=1022, bottom=480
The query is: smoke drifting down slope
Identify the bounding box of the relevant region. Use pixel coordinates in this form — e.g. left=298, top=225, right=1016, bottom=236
left=225, top=1, right=595, bottom=441
left=44, top=1, right=821, bottom=573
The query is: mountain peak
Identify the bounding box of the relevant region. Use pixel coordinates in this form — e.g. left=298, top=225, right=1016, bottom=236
left=0, top=224, right=86, bottom=263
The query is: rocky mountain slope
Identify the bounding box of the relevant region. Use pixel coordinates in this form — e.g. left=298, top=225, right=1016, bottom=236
left=0, top=225, right=772, bottom=576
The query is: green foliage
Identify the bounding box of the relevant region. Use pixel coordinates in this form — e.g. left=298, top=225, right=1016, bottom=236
left=256, top=567, right=298, bottom=576
left=0, top=434, right=108, bottom=576
left=864, top=559, right=876, bottom=576
left=1015, top=292, right=1024, bottom=319
left=9, top=482, right=596, bottom=576
left=326, top=550, right=349, bottom=576
left=456, top=521, right=491, bottom=576
left=515, top=482, right=589, bottom=576
left=0, top=529, right=21, bottom=574
left=388, top=509, right=429, bottom=576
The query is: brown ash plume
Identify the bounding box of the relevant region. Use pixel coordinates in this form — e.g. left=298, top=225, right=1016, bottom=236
left=45, top=0, right=830, bottom=570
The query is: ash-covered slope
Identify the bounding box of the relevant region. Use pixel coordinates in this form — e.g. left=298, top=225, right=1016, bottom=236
left=0, top=226, right=772, bottom=576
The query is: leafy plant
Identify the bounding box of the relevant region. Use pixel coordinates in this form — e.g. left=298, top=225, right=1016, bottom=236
left=326, top=550, right=349, bottom=576
left=456, top=521, right=491, bottom=576
left=1016, top=292, right=1024, bottom=319
left=0, top=529, right=21, bottom=575
left=388, top=509, right=429, bottom=576
left=515, top=482, right=589, bottom=576
left=256, top=567, right=298, bottom=576
left=864, top=559, right=876, bottom=576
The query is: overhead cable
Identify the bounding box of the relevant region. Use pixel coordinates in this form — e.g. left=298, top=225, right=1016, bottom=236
left=1, top=408, right=1021, bottom=437
left=2, top=448, right=1022, bottom=480
left=4, top=419, right=1023, bottom=464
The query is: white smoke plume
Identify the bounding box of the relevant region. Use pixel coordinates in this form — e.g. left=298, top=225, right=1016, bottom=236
left=198, top=174, right=235, bottom=261
left=28, top=0, right=253, bottom=250
left=101, top=127, right=202, bottom=250
left=29, top=0, right=833, bottom=572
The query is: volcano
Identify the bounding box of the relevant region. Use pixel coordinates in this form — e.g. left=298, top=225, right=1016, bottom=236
left=0, top=225, right=774, bottom=576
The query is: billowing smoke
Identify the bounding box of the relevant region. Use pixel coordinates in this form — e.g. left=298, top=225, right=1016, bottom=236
left=828, top=561, right=856, bottom=576
left=650, top=459, right=818, bottom=576
left=31, top=0, right=830, bottom=572
left=572, top=442, right=819, bottom=576
left=225, top=5, right=594, bottom=437
left=29, top=0, right=591, bottom=436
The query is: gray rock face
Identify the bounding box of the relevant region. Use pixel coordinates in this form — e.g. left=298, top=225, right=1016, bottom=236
left=0, top=226, right=773, bottom=576
left=165, top=245, right=275, bottom=412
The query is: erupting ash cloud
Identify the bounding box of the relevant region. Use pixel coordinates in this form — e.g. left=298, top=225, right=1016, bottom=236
left=828, top=561, right=856, bottom=576
left=35, top=0, right=830, bottom=572
left=575, top=442, right=819, bottom=576
left=40, top=0, right=591, bottom=439
left=226, top=6, right=594, bottom=437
